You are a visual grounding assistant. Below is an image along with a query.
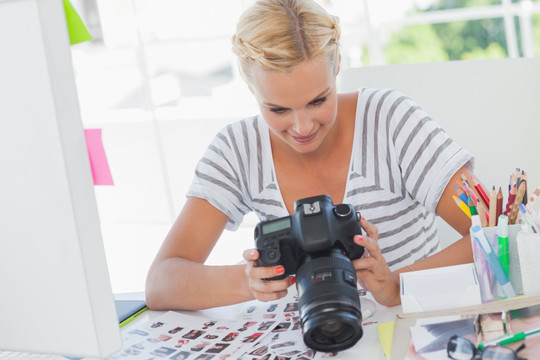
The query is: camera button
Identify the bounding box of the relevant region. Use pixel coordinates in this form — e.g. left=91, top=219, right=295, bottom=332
left=334, top=204, right=352, bottom=218
left=263, top=240, right=275, bottom=248
left=343, top=271, right=357, bottom=286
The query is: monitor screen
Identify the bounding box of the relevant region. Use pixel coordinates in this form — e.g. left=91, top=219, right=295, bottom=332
left=0, top=0, right=121, bottom=357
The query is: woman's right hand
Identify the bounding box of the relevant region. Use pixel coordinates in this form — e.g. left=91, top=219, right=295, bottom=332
left=242, top=249, right=295, bottom=302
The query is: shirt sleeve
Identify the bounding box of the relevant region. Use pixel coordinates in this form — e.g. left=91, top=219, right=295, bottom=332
left=187, top=124, right=252, bottom=231
left=390, top=92, right=474, bottom=213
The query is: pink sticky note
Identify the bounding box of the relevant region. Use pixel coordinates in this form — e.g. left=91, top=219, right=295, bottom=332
left=84, top=128, right=114, bottom=185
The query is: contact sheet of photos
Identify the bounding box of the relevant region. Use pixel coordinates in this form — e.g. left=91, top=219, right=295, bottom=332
left=108, top=310, right=273, bottom=360
left=108, top=291, right=338, bottom=360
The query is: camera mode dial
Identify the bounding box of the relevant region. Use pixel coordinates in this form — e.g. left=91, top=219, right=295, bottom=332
left=334, top=204, right=352, bottom=219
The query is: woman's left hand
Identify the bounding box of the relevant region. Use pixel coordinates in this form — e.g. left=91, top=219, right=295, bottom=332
left=351, top=217, right=401, bottom=307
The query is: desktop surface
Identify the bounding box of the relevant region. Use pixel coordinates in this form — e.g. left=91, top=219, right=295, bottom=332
left=0, top=291, right=398, bottom=359
left=115, top=291, right=399, bottom=360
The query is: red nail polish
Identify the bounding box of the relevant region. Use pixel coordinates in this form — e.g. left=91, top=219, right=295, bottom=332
left=290, top=276, right=296, bottom=285
left=355, top=235, right=363, bottom=242
left=275, top=266, right=285, bottom=275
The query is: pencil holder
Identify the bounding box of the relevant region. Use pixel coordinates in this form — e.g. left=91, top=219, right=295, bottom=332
left=514, top=230, right=540, bottom=296
left=472, top=224, right=540, bottom=302
left=471, top=225, right=522, bottom=302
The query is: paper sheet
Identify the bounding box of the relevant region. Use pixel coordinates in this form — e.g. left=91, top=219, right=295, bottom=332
left=109, top=290, right=343, bottom=360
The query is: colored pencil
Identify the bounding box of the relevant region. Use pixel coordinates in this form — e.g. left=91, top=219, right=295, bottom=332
left=477, top=201, right=488, bottom=227
left=473, top=177, right=490, bottom=209
left=509, top=181, right=527, bottom=224
left=468, top=195, right=478, bottom=216
left=489, top=186, right=497, bottom=226
left=453, top=195, right=472, bottom=218
left=505, top=183, right=516, bottom=216
left=496, top=187, right=503, bottom=222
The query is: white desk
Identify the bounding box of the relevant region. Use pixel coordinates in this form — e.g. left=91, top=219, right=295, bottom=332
left=119, top=291, right=401, bottom=359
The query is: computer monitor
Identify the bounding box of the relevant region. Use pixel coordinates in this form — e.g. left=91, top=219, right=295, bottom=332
left=0, top=0, right=121, bottom=357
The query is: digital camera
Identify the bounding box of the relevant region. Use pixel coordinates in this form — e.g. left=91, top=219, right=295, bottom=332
left=254, top=195, right=364, bottom=352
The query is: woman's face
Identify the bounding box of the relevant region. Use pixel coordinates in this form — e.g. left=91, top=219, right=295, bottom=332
left=250, top=56, right=339, bottom=154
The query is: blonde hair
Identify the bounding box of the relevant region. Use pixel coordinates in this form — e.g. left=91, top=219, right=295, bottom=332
left=232, top=0, right=341, bottom=83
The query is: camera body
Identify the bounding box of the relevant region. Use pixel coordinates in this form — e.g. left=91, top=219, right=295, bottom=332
left=255, top=194, right=364, bottom=277
left=254, top=195, right=365, bottom=352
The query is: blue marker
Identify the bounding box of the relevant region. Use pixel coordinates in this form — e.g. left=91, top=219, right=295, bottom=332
left=471, top=224, right=516, bottom=299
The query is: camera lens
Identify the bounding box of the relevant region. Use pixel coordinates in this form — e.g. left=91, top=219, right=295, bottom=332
left=296, top=249, right=363, bottom=352
left=310, top=317, right=355, bottom=344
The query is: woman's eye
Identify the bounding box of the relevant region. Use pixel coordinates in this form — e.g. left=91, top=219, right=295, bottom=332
left=311, top=97, right=327, bottom=106
left=270, top=107, right=287, bottom=114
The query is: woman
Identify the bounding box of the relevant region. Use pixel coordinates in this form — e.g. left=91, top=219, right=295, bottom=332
left=145, top=0, right=474, bottom=310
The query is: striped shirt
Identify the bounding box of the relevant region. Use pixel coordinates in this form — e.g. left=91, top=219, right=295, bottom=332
left=188, top=88, right=473, bottom=270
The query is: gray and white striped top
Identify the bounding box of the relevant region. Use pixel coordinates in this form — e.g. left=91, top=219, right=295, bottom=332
left=188, top=88, right=473, bottom=270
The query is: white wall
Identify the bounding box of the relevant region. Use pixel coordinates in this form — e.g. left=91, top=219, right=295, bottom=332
left=338, top=58, right=540, bottom=247
left=95, top=115, right=258, bottom=293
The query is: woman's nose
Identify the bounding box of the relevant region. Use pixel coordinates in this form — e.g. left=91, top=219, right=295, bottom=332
left=291, top=110, right=313, bottom=136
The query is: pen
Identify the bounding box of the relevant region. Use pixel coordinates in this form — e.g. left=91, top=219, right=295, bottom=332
left=519, top=203, right=540, bottom=233
left=497, top=215, right=510, bottom=277
left=478, top=326, right=540, bottom=349
left=471, top=219, right=516, bottom=299
left=525, top=204, right=540, bottom=229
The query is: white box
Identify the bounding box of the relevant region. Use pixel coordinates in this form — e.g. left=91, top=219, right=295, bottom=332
left=400, top=263, right=482, bottom=313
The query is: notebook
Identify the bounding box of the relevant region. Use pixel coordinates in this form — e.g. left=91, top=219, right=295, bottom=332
left=115, top=299, right=147, bottom=327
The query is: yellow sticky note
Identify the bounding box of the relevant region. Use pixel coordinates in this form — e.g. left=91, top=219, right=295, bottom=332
left=63, top=0, right=92, bottom=45
left=376, top=321, right=395, bottom=359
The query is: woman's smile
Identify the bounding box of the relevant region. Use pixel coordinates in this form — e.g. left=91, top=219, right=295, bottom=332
left=290, top=128, right=319, bottom=144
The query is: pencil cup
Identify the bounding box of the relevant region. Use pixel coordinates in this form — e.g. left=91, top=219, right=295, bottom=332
left=471, top=225, right=522, bottom=302
left=514, top=231, right=540, bottom=296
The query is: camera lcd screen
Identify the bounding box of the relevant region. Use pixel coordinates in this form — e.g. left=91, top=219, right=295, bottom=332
left=262, top=217, right=291, bottom=235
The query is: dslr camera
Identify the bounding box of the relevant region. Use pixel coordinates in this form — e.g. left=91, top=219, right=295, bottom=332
left=254, top=195, right=364, bottom=352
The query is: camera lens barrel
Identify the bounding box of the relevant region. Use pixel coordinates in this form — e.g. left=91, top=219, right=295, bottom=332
left=295, top=250, right=363, bottom=352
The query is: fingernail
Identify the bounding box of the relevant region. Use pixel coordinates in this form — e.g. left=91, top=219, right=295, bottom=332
left=361, top=217, right=366, bottom=221
left=290, top=276, right=296, bottom=285
left=275, top=266, right=285, bottom=275
left=355, top=235, right=364, bottom=242
left=250, top=250, right=257, bottom=259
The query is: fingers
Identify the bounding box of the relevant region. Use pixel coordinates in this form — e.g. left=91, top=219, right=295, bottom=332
left=359, top=216, right=378, bottom=240
left=243, top=248, right=294, bottom=302
left=354, top=233, right=383, bottom=261
left=242, top=248, right=259, bottom=262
